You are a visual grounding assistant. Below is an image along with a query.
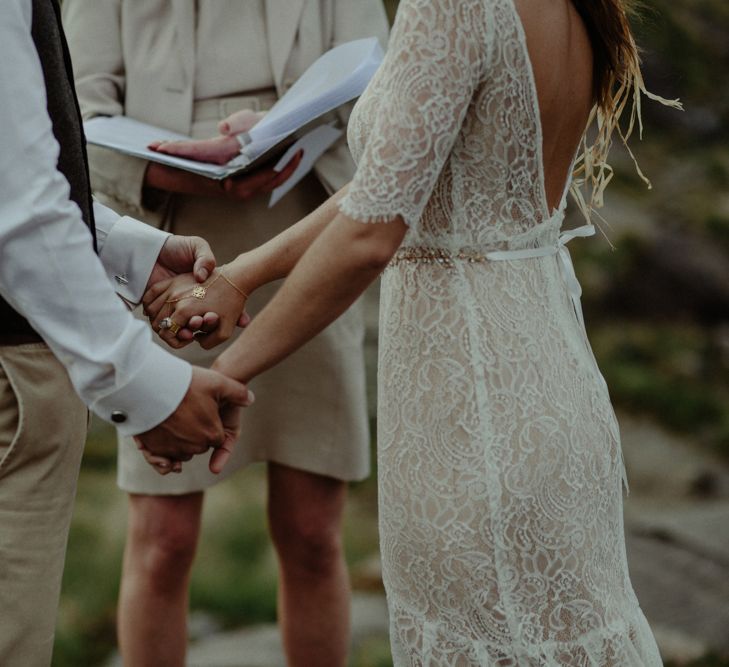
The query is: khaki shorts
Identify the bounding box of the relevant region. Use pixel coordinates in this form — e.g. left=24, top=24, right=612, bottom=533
left=114, top=94, right=370, bottom=495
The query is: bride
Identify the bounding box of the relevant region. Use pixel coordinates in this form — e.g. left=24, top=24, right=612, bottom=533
left=145, top=0, right=678, bottom=662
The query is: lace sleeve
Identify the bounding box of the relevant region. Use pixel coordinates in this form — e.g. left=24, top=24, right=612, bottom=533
left=339, top=0, right=490, bottom=227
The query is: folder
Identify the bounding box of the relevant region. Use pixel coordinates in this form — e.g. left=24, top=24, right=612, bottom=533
left=83, top=37, right=384, bottom=181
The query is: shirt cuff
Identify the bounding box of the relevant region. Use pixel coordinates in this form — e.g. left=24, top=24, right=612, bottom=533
left=90, top=341, right=192, bottom=436
left=99, top=215, right=170, bottom=304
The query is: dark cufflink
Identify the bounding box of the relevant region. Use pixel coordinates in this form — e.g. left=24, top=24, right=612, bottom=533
left=110, top=410, right=128, bottom=424
left=115, top=274, right=129, bottom=285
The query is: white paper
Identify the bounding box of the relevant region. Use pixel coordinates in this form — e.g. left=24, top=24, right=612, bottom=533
left=83, top=37, right=383, bottom=185
left=83, top=116, right=251, bottom=179
left=244, top=37, right=383, bottom=149
left=242, top=131, right=294, bottom=161
left=268, top=125, right=343, bottom=207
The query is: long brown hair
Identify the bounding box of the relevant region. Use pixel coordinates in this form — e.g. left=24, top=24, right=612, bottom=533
left=567, top=0, right=682, bottom=223
left=571, top=0, right=639, bottom=109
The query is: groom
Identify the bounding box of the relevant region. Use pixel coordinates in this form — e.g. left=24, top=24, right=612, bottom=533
left=0, top=1, right=251, bottom=664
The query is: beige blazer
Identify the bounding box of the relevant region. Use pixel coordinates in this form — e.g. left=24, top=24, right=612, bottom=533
left=62, top=0, right=389, bottom=215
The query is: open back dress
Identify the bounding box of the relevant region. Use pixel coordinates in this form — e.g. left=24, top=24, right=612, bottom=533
left=338, top=0, right=664, bottom=663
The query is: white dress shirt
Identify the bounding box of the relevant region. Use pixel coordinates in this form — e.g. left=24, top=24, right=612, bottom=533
left=0, top=0, right=191, bottom=436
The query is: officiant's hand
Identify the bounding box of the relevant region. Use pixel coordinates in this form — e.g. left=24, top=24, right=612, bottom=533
left=143, top=152, right=301, bottom=203
left=150, top=134, right=242, bottom=166
left=221, top=150, right=301, bottom=200
left=149, top=108, right=264, bottom=165
left=146, top=107, right=301, bottom=200
left=144, top=266, right=249, bottom=350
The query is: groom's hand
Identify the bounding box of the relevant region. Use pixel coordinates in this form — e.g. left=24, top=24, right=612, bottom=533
left=147, top=234, right=216, bottom=290
left=146, top=235, right=216, bottom=342
left=135, top=367, right=254, bottom=471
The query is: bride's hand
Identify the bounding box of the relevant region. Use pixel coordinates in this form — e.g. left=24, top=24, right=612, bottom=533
left=135, top=440, right=182, bottom=475
left=144, top=267, right=249, bottom=350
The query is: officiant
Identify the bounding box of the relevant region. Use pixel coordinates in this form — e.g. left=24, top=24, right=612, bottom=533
left=62, top=2, right=389, bottom=665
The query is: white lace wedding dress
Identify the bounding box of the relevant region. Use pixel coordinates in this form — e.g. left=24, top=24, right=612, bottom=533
left=338, top=0, right=663, bottom=664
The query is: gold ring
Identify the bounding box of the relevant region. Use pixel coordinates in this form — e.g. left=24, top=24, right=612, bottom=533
left=168, top=320, right=182, bottom=336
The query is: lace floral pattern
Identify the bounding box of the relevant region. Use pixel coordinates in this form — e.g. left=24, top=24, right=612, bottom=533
left=341, top=0, right=662, bottom=664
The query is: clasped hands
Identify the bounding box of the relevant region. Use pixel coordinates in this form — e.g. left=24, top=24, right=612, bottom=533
left=136, top=110, right=274, bottom=475
left=139, top=255, right=253, bottom=477
left=134, top=235, right=253, bottom=477
left=144, top=261, right=250, bottom=351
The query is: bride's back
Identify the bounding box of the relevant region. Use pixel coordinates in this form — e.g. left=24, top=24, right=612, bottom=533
left=514, top=0, right=595, bottom=211
left=345, top=0, right=636, bottom=244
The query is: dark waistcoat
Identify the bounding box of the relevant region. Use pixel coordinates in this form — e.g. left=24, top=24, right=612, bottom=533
left=0, top=0, right=96, bottom=338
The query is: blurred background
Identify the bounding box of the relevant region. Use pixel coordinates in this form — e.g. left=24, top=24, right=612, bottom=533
left=54, top=0, right=729, bottom=665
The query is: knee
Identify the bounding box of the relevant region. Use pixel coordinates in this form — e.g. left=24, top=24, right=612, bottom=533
left=136, top=522, right=198, bottom=580
left=269, top=508, right=344, bottom=577
left=126, top=497, right=201, bottom=586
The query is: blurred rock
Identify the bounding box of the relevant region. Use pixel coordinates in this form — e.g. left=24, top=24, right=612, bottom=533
left=626, top=527, right=729, bottom=657
left=603, top=230, right=729, bottom=324
left=652, top=625, right=709, bottom=665
left=678, top=107, right=723, bottom=138
left=621, top=414, right=729, bottom=498
left=188, top=611, right=223, bottom=641
left=187, top=624, right=283, bottom=667
left=621, top=416, right=729, bottom=658
left=183, top=593, right=389, bottom=667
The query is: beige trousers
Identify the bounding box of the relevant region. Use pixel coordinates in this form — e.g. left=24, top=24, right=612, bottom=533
left=0, top=344, right=87, bottom=667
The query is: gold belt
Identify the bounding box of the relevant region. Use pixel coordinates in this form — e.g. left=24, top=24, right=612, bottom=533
left=389, top=246, right=489, bottom=269
left=389, top=225, right=596, bottom=332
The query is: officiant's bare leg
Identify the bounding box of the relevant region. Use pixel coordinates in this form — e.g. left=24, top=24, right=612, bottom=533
left=268, top=463, right=350, bottom=667
left=117, top=492, right=203, bottom=667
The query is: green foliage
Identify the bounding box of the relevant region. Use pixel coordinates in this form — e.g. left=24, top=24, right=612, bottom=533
left=593, top=324, right=729, bottom=458
left=350, top=637, right=394, bottom=667
left=634, top=0, right=729, bottom=109
left=705, top=213, right=729, bottom=253
left=189, top=499, right=279, bottom=626
left=80, top=421, right=119, bottom=471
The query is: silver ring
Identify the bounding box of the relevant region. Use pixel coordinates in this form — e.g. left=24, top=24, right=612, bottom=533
left=159, top=317, right=173, bottom=330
